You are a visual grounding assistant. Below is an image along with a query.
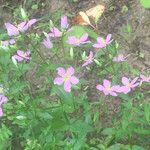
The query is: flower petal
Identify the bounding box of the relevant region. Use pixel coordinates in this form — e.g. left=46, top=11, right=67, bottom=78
left=18, top=21, right=28, bottom=32
left=61, top=15, right=68, bottom=29
left=57, top=67, right=66, bottom=76
left=5, top=22, right=19, bottom=36
left=0, top=95, right=8, bottom=106
left=96, top=37, right=106, bottom=48
left=122, top=77, right=129, bottom=85
left=103, top=79, right=111, bottom=88
left=54, top=77, right=64, bottom=85
left=131, top=77, right=138, bottom=85
left=12, top=55, right=24, bottom=62
left=120, top=86, right=131, bottom=94
left=93, top=44, right=102, bottom=48
left=49, top=27, right=62, bottom=37
left=70, top=76, right=79, bottom=84
left=27, top=19, right=37, bottom=27
left=67, top=36, right=78, bottom=45
left=131, top=83, right=139, bottom=88
left=89, top=51, right=94, bottom=59
left=80, top=33, right=88, bottom=42
left=82, top=60, right=92, bottom=67
left=103, top=90, right=109, bottom=95
left=109, top=91, right=117, bottom=96
left=17, top=50, right=24, bottom=57
left=9, top=39, right=16, bottom=44
left=66, top=67, right=74, bottom=76
left=64, top=81, right=71, bottom=92
left=106, top=34, right=112, bottom=43
left=96, top=85, right=104, bottom=91
left=112, top=85, right=122, bottom=93
left=0, top=107, right=4, bottom=117
left=1, top=41, right=9, bottom=46
left=42, top=37, right=53, bottom=49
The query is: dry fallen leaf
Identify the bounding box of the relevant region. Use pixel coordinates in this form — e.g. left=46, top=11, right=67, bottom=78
left=86, top=5, right=105, bottom=22
left=72, top=11, right=91, bottom=26
left=72, top=4, right=105, bottom=29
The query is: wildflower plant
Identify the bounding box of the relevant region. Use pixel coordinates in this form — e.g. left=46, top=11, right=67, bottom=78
left=0, top=6, right=150, bottom=150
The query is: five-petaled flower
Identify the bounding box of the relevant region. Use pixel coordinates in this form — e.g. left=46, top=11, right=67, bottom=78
left=82, top=51, right=94, bottom=67
left=5, top=19, right=37, bottom=36
left=66, top=33, right=90, bottom=46
left=12, top=50, right=31, bottom=62
left=0, top=95, right=8, bottom=117
left=113, top=54, right=127, bottom=62
left=54, top=67, right=79, bottom=92
left=120, top=77, right=139, bottom=94
left=93, top=34, right=113, bottom=49
left=1, top=39, right=15, bottom=47
left=140, top=75, right=150, bottom=83
left=96, top=79, right=120, bottom=96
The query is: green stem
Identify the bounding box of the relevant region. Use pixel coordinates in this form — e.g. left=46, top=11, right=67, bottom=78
left=59, top=98, right=70, bottom=124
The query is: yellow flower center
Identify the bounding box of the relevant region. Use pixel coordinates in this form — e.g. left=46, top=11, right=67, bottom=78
left=106, top=87, right=111, bottom=92
left=64, top=75, right=70, bottom=81
left=127, top=83, right=131, bottom=87
left=76, top=38, right=80, bottom=43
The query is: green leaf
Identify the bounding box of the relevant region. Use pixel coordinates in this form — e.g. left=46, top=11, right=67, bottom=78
left=140, top=0, right=150, bottom=8
left=102, top=128, right=115, bottom=136
left=70, top=120, right=93, bottom=135
left=144, top=103, right=150, bottom=123
left=20, top=8, right=28, bottom=20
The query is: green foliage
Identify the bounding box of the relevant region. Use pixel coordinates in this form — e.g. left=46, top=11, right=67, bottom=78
left=140, top=0, right=150, bottom=8
left=0, top=3, right=149, bottom=150
left=0, top=124, right=12, bottom=150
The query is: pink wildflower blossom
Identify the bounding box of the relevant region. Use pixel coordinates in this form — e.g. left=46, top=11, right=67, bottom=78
left=120, top=77, right=139, bottom=94
left=96, top=79, right=121, bottom=96
left=61, top=15, right=69, bottom=29
left=5, top=19, right=37, bottom=36
left=113, top=54, right=127, bottom=62
left=0, top=95, right=8, bottom=117
left=93, top=34, right=113, bottom=49
left=48, top=27, right=62, bottom=37
left=12, top=50, right=31, bottom=62
left=82, top=51, right=94, bottom=67
left=42, top=36, right=53, bottom=49
left=54, top=67, right=79, bottom=92
left=1, top=39, right=15, bottom=47
left=67, top=33, right=90, bottom=46
left=140, top=75, right=150, bottom=83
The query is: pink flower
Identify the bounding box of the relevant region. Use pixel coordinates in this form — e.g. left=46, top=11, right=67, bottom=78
left=120, top=77, right=139, bottom=94
left=5, top=19, right=37, bottom=36
left=61, top=15, right=69, bottom=29
left=42, top=36, right=53, bottom=49
left=0, top=95, right=8, bottom=117
left=54, top=67, right=79, bottom=92
left=140, top=75, right=150, bottom=83
left=1, top=39, right=15, bottom=47
left=96, top=79, right=121, bottom=96
left=93, top=34, right=113, bottom=49
left=48, top=27, right=62, bottom=37
left=12, top=50, right=31, bottom=62
left=113, top=54, right=127, bottom=62
left=0, top=95, right=8, bottom=106
left=67, top=33, right=90, bottom=46
left=82, top=51, right=94, bottom=67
